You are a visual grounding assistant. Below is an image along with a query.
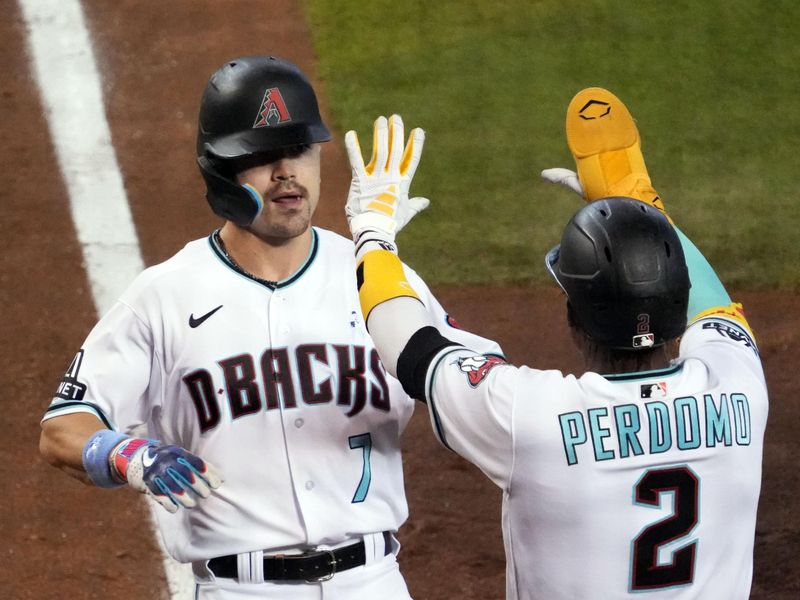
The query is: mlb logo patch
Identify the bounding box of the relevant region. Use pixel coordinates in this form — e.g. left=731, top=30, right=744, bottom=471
left=640, top=381, right=668, bottom=399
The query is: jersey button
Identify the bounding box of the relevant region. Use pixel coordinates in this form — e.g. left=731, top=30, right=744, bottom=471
left=294, top=418, right=304, bottom=428
left=305, top=481, right=314, bottom=491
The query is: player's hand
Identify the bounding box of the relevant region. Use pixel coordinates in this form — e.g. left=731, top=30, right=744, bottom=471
left=540, top=167, right=586, bottom=198
left=345, top=115, right=428, bottom=259
left=541, top=166, right=672, bottom=222
left=110, top=438, right=223, bottom=513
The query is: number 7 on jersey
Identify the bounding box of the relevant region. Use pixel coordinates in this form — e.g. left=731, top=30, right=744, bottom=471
left=349, top=433, right=373, bottom=503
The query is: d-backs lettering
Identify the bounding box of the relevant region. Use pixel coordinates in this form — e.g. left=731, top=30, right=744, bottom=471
left=183, top=344, right=390, bottom=432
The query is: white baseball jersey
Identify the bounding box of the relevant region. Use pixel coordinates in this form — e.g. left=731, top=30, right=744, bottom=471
left=43, top=227, right=500, bottom=563
left=423, top=314, right=767, bottom=599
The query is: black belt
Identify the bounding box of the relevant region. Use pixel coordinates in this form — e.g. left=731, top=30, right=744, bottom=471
left=208, top=532, right=392, bottom=582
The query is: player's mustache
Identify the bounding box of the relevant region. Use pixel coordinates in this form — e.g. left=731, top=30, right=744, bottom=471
left=265, top=182, right=308, bottom=200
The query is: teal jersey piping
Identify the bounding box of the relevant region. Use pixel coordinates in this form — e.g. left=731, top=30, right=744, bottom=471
left=45, top=400, right=114, bottom=429
left=426, top=347, right=465, bottom=452
left=208, top=227, right=319, bottom=291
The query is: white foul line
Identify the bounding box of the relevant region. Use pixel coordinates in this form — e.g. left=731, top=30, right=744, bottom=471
left=18, top=0, right=193, bottom=597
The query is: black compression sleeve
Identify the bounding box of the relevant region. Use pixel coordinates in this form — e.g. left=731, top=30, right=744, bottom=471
left=396, top=326, right=460, bottom=402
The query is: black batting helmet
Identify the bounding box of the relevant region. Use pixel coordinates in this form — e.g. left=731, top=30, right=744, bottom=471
left=545, top=197, right=690, bottom=350
left=196, top=55, right=331, bottom=226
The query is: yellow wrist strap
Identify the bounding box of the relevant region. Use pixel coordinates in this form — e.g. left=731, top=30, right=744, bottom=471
left=690, top=302, right=754, bottom=337
left=357, top=250, right=420, bottom=321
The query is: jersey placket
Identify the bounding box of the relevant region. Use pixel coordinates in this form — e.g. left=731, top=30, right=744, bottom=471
left=267, top=287, right=317, bottom=543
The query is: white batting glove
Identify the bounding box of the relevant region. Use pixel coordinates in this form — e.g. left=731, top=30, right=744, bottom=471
left=345, top=114, right=428, bottom=261
left=540, top=167, right=586, bottom=198
left=111, top=438, right=223, bottom=513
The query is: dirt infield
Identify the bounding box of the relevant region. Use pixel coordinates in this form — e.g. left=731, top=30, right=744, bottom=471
left=2, top=1, right=796, bottom=598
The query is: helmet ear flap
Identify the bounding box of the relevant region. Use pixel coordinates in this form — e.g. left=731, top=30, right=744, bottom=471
left=197, top=156, right=263, bottom=226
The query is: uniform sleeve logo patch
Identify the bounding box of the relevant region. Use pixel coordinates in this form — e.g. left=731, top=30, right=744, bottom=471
left=457, top=355, right=507, bottom=387
left=253, top=87, right=292, bottom=128
left=701, top=320, right=759, bottom=356
left=55, top=350, right=87, bottom=401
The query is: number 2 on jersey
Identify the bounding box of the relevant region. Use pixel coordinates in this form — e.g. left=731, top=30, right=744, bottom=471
left=631, top=465, right=699, bottom=591
left=348, top=433, right=372, bottom=503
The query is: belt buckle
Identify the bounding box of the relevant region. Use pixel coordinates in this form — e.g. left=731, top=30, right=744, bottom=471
left=302, top=547, right=337, bottom=583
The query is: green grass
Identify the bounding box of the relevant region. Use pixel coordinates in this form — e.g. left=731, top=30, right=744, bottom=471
left=305, top=0, right=800, bottom=288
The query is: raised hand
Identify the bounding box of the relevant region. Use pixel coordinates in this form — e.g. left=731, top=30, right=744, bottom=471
left=344, top=114, right=428, bottom=259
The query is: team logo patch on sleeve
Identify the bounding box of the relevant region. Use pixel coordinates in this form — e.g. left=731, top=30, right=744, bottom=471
left=701, top=319, right=759, bottom=356
left=457, top=355, right=507, bottom=387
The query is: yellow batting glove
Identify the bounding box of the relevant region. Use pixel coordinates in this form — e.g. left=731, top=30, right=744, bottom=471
left=345, top=114, right=429, bottom=261
left=566, top=87, right=668, bottom=217
left=541, top=88, right=670, bottom=222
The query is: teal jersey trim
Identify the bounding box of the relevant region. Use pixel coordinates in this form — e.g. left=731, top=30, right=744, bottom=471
left=208, top=228, right=319, bottom=290
left=675, top=226, right=730, bottom=320
left=45, top=400, right=114, bottom=429
left=426, top=348, right=464, bottom=453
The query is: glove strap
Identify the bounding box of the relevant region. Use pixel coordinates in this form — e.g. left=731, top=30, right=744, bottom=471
left=82, top=429, right=129, bottom=488
left=111, top=438, right=153, bottom=481
left=355, top=234, right=398, bottom=263
left=350, top=212, right=398, bottom=262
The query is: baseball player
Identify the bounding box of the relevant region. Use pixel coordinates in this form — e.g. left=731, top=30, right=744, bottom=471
left=39, top=55, right=500, bottom=600
left=344, top=89, right=767, bottom=599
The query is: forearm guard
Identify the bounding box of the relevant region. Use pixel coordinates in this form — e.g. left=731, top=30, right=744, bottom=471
left=356, top=249, right=420, bottom=322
